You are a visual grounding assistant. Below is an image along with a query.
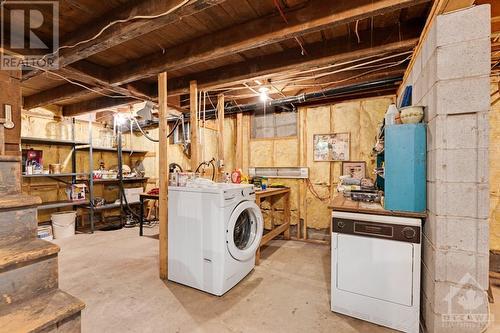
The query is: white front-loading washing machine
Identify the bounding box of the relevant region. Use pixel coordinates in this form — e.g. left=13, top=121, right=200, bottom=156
left=168, top=183, right=263, bottom=296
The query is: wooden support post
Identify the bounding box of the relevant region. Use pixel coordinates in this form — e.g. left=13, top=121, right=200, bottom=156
left=189, top=80, right=199, bottom=171
left=216, top=94, right=225, bottom=180
left=158, top=72, right=168, bottom=280
left=235, top=112, right=243, bottom=170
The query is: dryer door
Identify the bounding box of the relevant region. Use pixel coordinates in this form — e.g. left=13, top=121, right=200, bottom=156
left=226, top=201, right=263, bottom=261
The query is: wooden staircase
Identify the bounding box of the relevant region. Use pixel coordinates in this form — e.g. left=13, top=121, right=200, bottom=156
left=0, top=155, right=84, bottom=333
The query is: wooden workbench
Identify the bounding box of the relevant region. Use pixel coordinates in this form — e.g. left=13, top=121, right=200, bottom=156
left=328, top=195, right=427, bottom=219
left=255, top=187, right=291, bottom=265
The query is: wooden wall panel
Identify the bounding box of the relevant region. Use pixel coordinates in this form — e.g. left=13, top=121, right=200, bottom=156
left=223, top=117, right=236, bottom=173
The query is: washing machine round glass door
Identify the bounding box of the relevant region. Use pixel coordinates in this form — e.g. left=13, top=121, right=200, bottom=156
left=226, top=200, right=264, bottom=261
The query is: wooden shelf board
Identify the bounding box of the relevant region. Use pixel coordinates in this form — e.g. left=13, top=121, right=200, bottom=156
left=21, top=137, right=88, bottom=146
left=23, top=173, right=89, bottom=178
left=37, top=200, right=88, bottom=210
left=81, top=201, right=140, bottom=211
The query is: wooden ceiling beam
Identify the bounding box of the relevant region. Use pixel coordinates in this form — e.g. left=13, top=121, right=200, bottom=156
left=108, top=0, right=431, bottom=85
left=23, top=84, right=105, bottom=109
left=62, top=96, right=137, bottom=117
left=31, top=20, right=421, bottom=110
left=166, top=23, right=422, bottom=95
left=24, top=60, right=155, bottom=109
left=22, top=0, right=226, bottom=81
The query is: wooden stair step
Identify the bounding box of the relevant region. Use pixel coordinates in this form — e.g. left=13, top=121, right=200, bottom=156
left=0, top=239, right=59, bottom=271
left=0, top=198, right=40, bottom=246
left=0, top=290, right=85, bottom=333
left=0, top=159, right=21, bottom=195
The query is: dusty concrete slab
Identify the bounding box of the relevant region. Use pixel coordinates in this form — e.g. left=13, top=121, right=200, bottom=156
left=53, top=227, right=397, bottom=333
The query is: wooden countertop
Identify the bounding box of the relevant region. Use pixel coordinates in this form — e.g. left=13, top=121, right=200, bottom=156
left=328, top=196, right=427, bottom=219
left=255, top=187, right=290, bottom=198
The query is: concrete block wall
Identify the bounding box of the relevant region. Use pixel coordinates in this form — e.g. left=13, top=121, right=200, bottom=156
left=404, top=5, right=491, bottom=333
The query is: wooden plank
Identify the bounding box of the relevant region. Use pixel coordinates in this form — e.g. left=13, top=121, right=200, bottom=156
left=255, top=188, right=291, bottom=199
left=158, top=72, right=168, bottom=280
left=216, top=94, right=224, bottom=180
left=283, top=192, right=291, bottom=240
left=261, top=223, right=290, bottom=246
left=440, top=0, right=474, bottom=13
left=109, top=0, right=430, bottom=85
left=22, top=0, right=227, bottom=81
left=63, top=97, right=136, bottom=116
left=235, top=112, right=243, bottom=169
left=166, top=25, right=421, bottom=95
left=33, top=25, right=419, bottom=110
left=329, top=196, right=427, bottom=218
left=189, top=80, right=199, bottom=171
left=23, top=84, right=105, bottom=109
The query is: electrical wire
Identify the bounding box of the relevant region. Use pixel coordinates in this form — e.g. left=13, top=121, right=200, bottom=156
left=306, top=178, right=330, bottom=202
left=35, top=0, right=190, bottom=63
left=28, top=64, right=142, bottom=100
left=195, top=159, right=216, bottom=181
left=131, top=115, right=181, bottom=142
left=199, top=51, right=413, bottom=99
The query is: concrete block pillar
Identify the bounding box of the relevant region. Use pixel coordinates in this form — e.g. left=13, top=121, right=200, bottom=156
left=404, top=5, right=491, bottom=332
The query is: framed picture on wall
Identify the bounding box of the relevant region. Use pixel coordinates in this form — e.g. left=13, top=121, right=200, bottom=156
left=313, top=133, right=350, bottom=161
left=342, top=161, right=366, bottom=179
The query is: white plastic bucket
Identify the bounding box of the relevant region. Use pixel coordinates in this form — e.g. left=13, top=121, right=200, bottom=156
left=51, top=211, right=76, bottom=239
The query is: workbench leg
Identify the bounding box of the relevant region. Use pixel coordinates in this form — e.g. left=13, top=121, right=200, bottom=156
left=270, top=197, right=275, bottom=230
left=140, top=197, right=144, bottom=236
left=255, top=196, right=262, bottom=266
left=284, top=192, right=291, bottom=240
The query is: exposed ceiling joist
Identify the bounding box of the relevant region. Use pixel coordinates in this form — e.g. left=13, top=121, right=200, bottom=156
left=108, top=0, right=431, bottom=85
left=26, top=60, right=155, bottom=109
left=23, top=84, right=104, bottom=109
left=36, top=21, right=419, bottom=109
left=60, top=40, right=415, bottom=116
left=63, top=96, right=137, bottom=117
left=166, top=25, right=421, bottom=95
left=22, top=0, right=227, bottom=81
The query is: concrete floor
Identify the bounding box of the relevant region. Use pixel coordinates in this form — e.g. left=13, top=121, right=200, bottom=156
left=54, top=227, right=500, bottom=333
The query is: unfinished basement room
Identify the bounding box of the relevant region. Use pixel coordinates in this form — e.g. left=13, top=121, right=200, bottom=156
left=0, top=0, right=499, bottom=332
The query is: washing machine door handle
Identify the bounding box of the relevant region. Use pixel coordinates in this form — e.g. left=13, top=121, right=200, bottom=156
left=226, top=200, right=264, bottom=262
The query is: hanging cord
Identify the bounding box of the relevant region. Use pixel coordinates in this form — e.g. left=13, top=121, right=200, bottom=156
left=195, top=158, right=216, bottom=181
left=306, top=178, right=331, bottom=202
left=33, top=0, right=190, bottom=64
left=130, top=116, right=181, bottom=142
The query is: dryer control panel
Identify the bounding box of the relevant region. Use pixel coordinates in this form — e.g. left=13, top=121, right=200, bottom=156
left=333, top=217, right=421, bottom=244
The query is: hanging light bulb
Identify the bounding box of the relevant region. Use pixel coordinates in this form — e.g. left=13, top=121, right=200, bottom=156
left=114, top=113, right=127, bottom=127
left=259, top=87, right=269, bottom=102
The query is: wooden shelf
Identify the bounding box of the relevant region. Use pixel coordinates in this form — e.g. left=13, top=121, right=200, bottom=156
left=75, top=145, right=148, bottom=154
left=89, top=177, right=149, bottom=183
left=21, top=137, right=88, bottom=146
left=37, top=200, right=88, bottom=210
left=81, top=201, right=140, bottom=211
left=23, top=173, right=89, bottom=178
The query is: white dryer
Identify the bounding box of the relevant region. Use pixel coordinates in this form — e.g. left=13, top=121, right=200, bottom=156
left=331, top=211, right=421, bottom=333
left=168, top=183, right=263, bottom=296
